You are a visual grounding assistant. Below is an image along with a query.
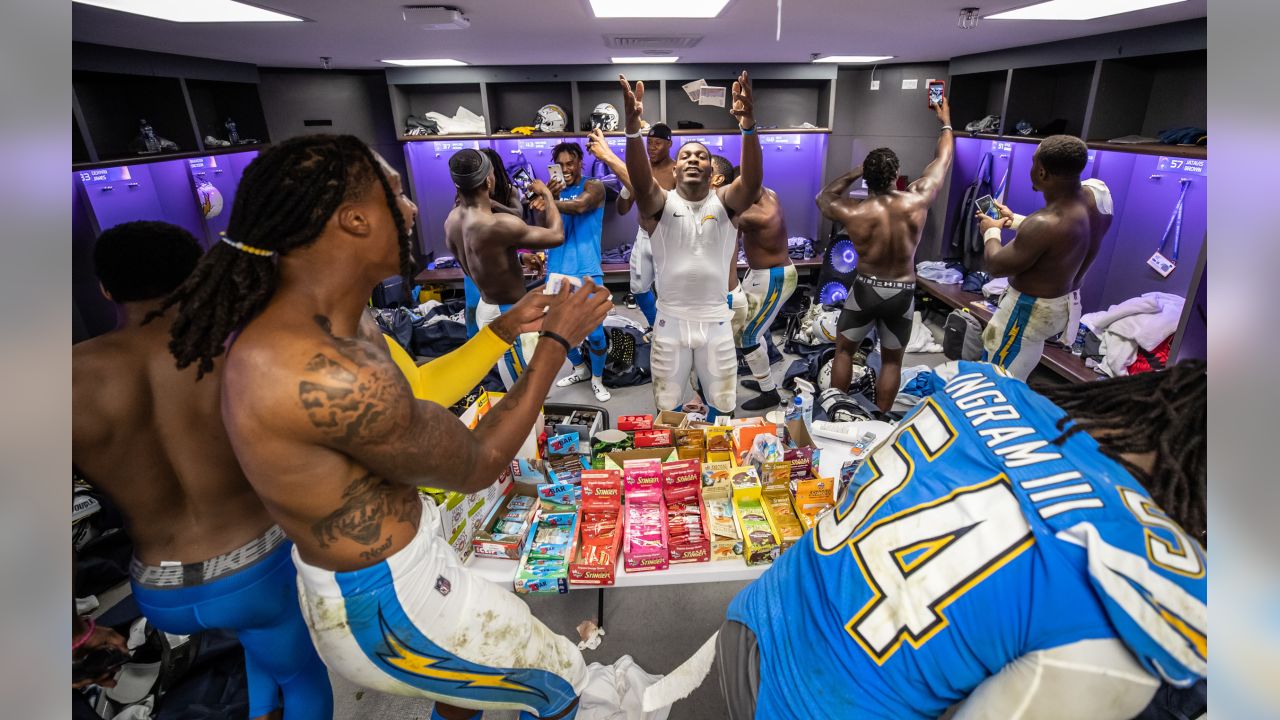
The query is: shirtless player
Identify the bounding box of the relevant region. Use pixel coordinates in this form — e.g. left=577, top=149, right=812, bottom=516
left=445, top=148, right=565, bottom=390
left=817, top=98, right=954, bottom=413
left=160, top=135, right=623, bottom=719
left=622, top=72, right=763, bottom=419
left=618, top=123, right=677, bottom=328
left=977, top=135, right=1114, bottom=379
left=735, top=184, right=797, bottom=412
left=73, top=221, right=332, bottom=719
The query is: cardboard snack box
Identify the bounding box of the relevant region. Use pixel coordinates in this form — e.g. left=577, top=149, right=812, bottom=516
left=472, top=483, right=539, bottom=560
left=661, top=459, right=710, bottom=564
left=702, top=471, right=742, bottom=562
left=569, top=470, right=623, bottom=586
left=514, top=511, right=578, bottom=594
left=602, top=446, right=679, bottom=471
left=730, top=469, right=781, bottom=566
left=622, top=460, right=670, bottom=572
left=617, top=415, right=654, bottom=431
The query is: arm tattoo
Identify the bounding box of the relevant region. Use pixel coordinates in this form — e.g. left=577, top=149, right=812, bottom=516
left=311, top=473, right=419, bottom=555
left=298, top=338, right=404, bottom=445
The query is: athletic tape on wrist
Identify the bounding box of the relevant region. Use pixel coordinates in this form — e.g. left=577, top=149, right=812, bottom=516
left=1011, top=213, right=1026, bottom=230
left=983, top=227, right=1003, bottom=243
left=625, top=129, right=643, bottom=139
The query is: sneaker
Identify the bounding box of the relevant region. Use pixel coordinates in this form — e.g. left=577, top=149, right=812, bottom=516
left=556, top=364, right=591, bottom=388
left=591, top=380, right=612, bottom=403
left=624, top=293, right=637, bottom=309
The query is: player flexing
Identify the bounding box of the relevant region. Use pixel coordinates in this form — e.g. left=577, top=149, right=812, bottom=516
left=719, top=361, right=1206, bottom=718
left=621, top=72, right=763, bottom=419
left=157, top=135, right=633, bottom=720
left=734, top=183, right=798, bottom=412
left=617, top=123, right=677, bottom=328
left=73, top=221, right=332, bottom=719
left=818, top=98, right=955, bottom=414
left=445, top=148, right=565, bottom=390
left=977, top=135, right=1114, bottom=379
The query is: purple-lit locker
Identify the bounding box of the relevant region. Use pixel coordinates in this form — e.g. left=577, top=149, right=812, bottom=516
left=588, top=135, right=640, bottom=252
left=76, top=165, right=169, bottom=235
left=759, top=132, right=827, bottom=241
left=1097, top=154, right=1206, bottom=308
left=1075, top=149, right=1140, bottom=312
left=404, top=138, right=490, bottom=258
left=186, top=154, right=247, bottom=248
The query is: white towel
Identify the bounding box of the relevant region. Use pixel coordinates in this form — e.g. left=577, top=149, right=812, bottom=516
left=1081, top=292, right=1184, bottom=377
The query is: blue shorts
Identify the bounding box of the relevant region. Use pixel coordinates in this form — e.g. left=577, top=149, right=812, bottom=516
left=131, top=530, right=333, bottom=718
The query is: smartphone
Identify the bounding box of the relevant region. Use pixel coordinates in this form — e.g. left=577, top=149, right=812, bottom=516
left=927, top=79, right=945, bottom=108
left=548, top=164, right=566, bottom=185
left=974, top=194, right=1000, bottom=219
left=72, top=647, right=131, bottom=683
left=510, top=166, right=534, bottom=200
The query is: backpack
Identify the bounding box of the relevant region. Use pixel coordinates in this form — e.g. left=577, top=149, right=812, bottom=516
left=942, top=309, right=984, bottom=361
left=601, top=326, right=651, bottom=388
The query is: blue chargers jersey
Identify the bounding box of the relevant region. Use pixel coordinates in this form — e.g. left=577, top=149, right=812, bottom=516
left=727, top=362, right=1207, bottom=719
left=546, top=177, right=604, bottom=278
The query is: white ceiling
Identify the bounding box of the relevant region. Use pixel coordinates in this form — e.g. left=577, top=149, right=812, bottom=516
left=72, top=0, right=1207, bottom=69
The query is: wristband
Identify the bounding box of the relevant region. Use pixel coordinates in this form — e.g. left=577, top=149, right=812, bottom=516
left=619, top=186, right=632, bottom=200
left=983, top=227, right=1003, bottom=243
left=72, top=617, right=96, bottom=650
left=1010, top=213, right=1026, bottom=230
left=539, top=331, right=572, bottom=354
left=940, top=125, right=953, bottom=132
left=741, top=125, right=757, bottom=135
left=624, top=128, right=643, bottom=139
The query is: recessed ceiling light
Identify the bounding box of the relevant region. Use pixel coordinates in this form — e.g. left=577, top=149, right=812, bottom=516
left=72, top=0, right=302, bottom=22
left=611, top=57, right=680, bottom=64
left=812, top=55, right=895, bottom=64
left=381, top=59, right=469, bottom=67
left=986, top=0, right=1186, bottom=21
left=589, top=0, right=730, bottom=19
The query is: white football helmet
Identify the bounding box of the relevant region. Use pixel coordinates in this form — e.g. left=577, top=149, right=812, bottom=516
left=591, top=103, right=620, bottom=131
left=535, top=104, right=567, bottom=133
left=817, top=308, right=841, bottom=343
left=197, top=181, right=223, bottom=219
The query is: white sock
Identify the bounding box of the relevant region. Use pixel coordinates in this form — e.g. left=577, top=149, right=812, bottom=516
left=744, top=346, right=775, bottom=392
left=591, top=377, right=611, bottom=402
left=556, top=364, right=591, bottom=387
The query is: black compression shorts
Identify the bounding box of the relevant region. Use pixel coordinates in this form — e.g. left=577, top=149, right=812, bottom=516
left=836, top=274, right=916, bottom=351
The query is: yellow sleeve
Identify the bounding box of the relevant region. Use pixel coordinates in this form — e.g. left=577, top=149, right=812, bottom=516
left=383, top=326, right=512, bottom=406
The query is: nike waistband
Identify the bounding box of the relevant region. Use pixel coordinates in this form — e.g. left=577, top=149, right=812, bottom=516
left=856, top=274, right=916, bottom=290
left=130, top=525, right=288, bottom=588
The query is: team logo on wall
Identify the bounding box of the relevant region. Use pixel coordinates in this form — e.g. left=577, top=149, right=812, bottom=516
left=197, top=181, right=223, bottom=219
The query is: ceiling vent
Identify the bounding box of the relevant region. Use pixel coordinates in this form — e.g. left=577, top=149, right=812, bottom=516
left=603, top=35, right=703, bottom=50
left=402, top=5, right=471, bottom=30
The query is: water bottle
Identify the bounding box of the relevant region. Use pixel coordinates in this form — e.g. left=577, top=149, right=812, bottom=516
left=1071, top=322, right=1087, bottom=357
left=789, top=379, right=815, bottom=438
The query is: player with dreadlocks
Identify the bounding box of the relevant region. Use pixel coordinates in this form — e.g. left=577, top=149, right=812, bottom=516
left=160, top=135, right=658, bottom=720
left=643, top=360, right=1206, bottom=719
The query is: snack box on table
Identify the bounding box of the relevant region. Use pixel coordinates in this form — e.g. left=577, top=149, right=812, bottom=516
left=701, top=461, right=742, bottom=561
left=654, top=410, right=689, bottom=430
left=634, top=428, right=674, bottom=449
left=622, top=459, right=670, bottom=573
left=514, top=510, right=579, bottom=594
left=569, top=470, right=624, bottom=586
left=617, top=414, right=654, bottom=431
left=731, top=420, right=774, bottom=464
left=791, top=474, right=837, bottom=530
left=602, top=447, right=678, bottom=472
left=704, top=426, right=736, bottom=465
left=661, top=459, right=711, bottom=563
left=544, top=405, right=607, bottom=445
left=760, top=464, right=805, bottom=550
left=472, top=482, right=540, bottom=560
left=673, top=428, right=707, bottom=461
left=729, top=466, right=781, bottom=566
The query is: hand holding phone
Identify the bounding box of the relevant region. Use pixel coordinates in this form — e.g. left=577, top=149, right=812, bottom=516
left=548, top=164, right=566, bottom=186
left=927, top=79, right=945, bottom=108
left=974, top=194, right=1001, bottom=220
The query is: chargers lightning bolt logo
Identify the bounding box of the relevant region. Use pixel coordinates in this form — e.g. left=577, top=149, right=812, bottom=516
left=699, top=214, right=717, bottom=228
left=375, top=612, right=547, bottom=700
